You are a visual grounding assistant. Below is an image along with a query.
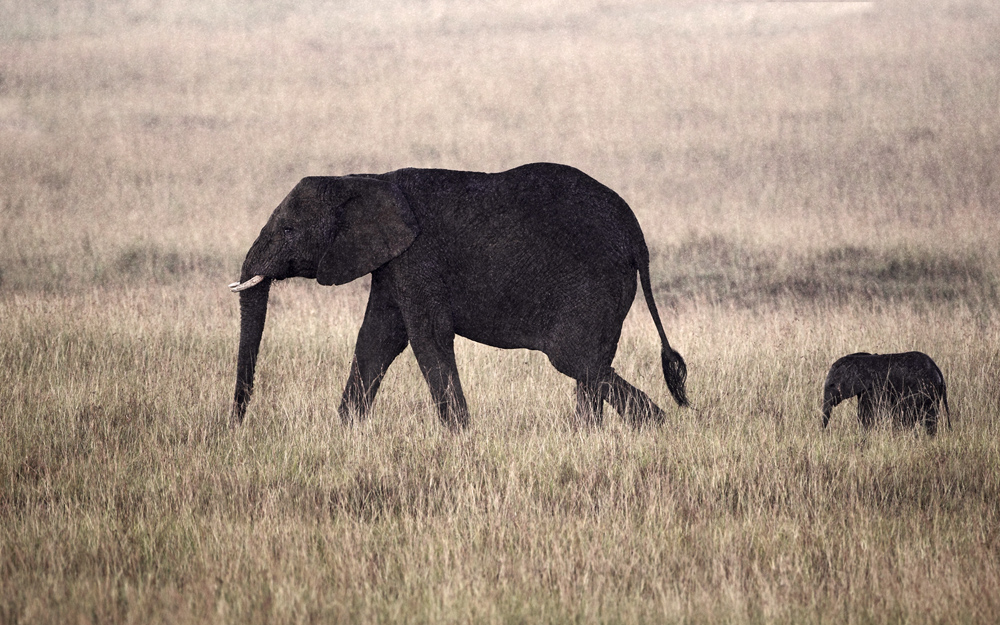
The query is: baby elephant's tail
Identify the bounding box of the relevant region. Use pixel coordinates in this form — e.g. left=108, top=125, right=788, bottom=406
left=931, top=359, right=952, bottom=431
left=941, top=382, right=952, bottom=431
left=639, top=261, right=688, bottom=407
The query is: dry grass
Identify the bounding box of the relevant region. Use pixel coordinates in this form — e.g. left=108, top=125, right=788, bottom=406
left=3, top=1, right=1000, bottom=623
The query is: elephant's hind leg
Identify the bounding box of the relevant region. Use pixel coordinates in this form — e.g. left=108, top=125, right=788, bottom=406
left=575, top=379, right=607, bottom=427
left=924, top=413, right=939, bottom=436
left=606, top=370, right=665, bottom=427
left=918, top=398, right=939, bottom=436
left=573, top=370, right=664, bottom=428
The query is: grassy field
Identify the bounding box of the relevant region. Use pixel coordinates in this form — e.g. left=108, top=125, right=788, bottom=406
left=3, top=0, right=1000, bottom=622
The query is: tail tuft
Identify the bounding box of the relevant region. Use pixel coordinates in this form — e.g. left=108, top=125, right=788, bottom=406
left=662, top=347, right=688, bottom=407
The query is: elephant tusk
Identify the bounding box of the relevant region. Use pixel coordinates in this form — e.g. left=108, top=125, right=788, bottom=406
left=229, top=275, right=265, bottom=292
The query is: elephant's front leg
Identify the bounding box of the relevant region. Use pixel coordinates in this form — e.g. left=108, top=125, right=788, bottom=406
left=856, top=392, right=875, bottom=430
left=339, top=287, right=409, bottom=424
left=407, top=315, right=469, bottom=430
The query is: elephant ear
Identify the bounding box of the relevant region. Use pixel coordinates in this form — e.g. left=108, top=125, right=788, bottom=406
left=317, top=178, right=420, bottom=286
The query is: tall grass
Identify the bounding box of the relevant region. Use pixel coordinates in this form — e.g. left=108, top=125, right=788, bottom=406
left=2, top=0, right=1000, bottom=622
left=4, top=287, right=999, bottom=623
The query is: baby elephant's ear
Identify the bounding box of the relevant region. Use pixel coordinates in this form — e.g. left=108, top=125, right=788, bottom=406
left=317, top=178, right=419, bottom=286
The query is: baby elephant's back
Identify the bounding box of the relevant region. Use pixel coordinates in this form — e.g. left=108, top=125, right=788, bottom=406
left=882, top=352, right=945, bottom=396
left=888, top=351, right=942, bottom=379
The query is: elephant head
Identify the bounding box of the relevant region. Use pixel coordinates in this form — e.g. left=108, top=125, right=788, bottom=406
left=820, top=352, right=873, bottom=428
left=229, top=176, right=419, bottom=424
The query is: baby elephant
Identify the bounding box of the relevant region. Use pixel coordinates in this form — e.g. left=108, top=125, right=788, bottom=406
left=822, top=351, right=951, bottom=435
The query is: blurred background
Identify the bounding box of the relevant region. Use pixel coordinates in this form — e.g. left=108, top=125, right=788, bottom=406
left=3, top=0, right=997, bottom=305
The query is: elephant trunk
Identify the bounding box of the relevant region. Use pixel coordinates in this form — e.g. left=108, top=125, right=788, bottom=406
left=231, top=278, right=272, bottom=424
left=821, top=386, right=842, bottom=429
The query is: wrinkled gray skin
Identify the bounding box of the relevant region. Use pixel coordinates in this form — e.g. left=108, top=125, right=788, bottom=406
left=231, top=163, right=688, bottom=429
left=821, top=351, right=951, bottom=435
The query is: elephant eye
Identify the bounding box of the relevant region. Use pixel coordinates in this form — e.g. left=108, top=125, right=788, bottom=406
left=282, top=226, right=294, bottom=235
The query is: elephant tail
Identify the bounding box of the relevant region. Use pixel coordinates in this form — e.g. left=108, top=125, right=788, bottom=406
left=942, top=382, right=952, bottom=431
left=639, top=259, right=688, bottom=407
left=931, top=359, right=952, bottom=431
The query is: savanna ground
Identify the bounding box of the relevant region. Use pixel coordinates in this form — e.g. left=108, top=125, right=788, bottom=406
left=2, top=1, right=1000, bottom=622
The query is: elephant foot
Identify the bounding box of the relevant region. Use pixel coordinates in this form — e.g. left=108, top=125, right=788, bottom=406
left=622, top=399, right=665, bottom=429
left=605, top=371, right=665, bottom=428
left=338, top=400, right=369, bottom=427
left=438, top=405, right=470, bottom=431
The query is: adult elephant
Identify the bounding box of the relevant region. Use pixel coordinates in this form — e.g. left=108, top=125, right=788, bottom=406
left=821, top=351, right=951, bottom=435
left=228, top=163, right=688, bottom=428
